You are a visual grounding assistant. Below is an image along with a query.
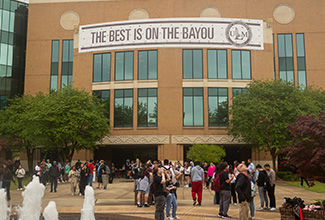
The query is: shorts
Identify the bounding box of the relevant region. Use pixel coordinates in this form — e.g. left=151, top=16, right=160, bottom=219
left=97, top=176, right=102, bottom=183
left=138, top=184, right=150, bottom=194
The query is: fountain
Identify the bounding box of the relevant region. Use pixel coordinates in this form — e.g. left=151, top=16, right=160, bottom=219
left=43, top=201, right=59, bottom=220
left=18, top=176, right=45, bottom=220
left=80, top=186, right=95, bottom=220
left=0, top=189, right=9, bottom=220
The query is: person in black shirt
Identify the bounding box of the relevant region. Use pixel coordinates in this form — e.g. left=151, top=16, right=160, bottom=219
left=235, top=163, right=252, bottom=220
left=153, top=168, right=166, bottom=220
left=2, top=163, right=15, bottom=201
left=218, top=162, right=234, bottom=219
left=79, top=163, right=89, bottom=196
left=256, top=164, right=268, bottom=210
left=49, top=161, right=60, bottom=193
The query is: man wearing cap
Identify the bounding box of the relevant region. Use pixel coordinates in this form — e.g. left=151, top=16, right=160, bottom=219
left=49, top=161, right=60, bottom=192
left=235, top=163, right=252, bottom=220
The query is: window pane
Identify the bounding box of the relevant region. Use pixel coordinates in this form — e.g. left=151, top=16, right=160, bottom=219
left=279, top=57, right=286, bottom=71
left=52, top=41, right=59, bottom=63
left=114, top=89, right=133, bottom=127
left=285, top=34, right=293, bottom=57
left=298, top=71, right=306, bottom=88
left=296, top=34, right=305, bottom=57
left=193, top=50, right=202, bottom=79
left=193, top=96, right=203, bottom=126
left=148, top=50, right=157, bottom=79
left=7, top=44, right=13, bottom=66
left=241, top=51, right=251, bottom=79
left=279, top=71, right=286, bottom=81
left=287, top=71, right=294, bottom=82
left=286, top=57, right=294, bottom=71
left=232, top=51, right=241, bottom=79
left=9, top=12, right=14, bottom=32
left=0, top=43, right=8, bottom=65
left=148, top=96, right=157, bottom=126
left=138, top=97, right=148, bottom=126
left=2, top=10, right=9, bottom=31
left=50, top=75, right=58, bottom=91
left=278, top=35, right=285, bottom=57
left=115, top=52, right=124, bottom=80
left=138, top=51, right=148, bottom=80
left=62, top=40, right=69, bottom=62
left=219, top=88, right=228, bottom=96
left=93, top=54, right=102, bottom=82
left=183, top=88, right=192, bottom=96
left=124, top=51, right=133, bottom=80
left=207, top=50, right=217, bottom=78
left=148, top=88, right=157, bottom=97
left=218, top=50, right=227, bottom=79
left=102, top=53, right=111, bottom=81
left=183, top=96, right=193, bottom=126
left=183, top=50, right=192, bottom=79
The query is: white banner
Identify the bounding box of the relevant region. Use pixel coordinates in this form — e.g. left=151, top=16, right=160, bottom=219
left=79, top=18, right=264, bottom=53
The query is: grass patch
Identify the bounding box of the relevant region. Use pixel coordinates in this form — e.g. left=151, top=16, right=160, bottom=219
left=10, top=175, right=34, bottom=190
left=285, top=181, right=325, bottom=193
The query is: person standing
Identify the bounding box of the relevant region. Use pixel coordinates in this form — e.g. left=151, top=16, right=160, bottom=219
left=2, top=164, right=15, bottom=201
left=40, top=164, right=48, bottom=186
left=256, top=164, right=268, bottom=210
left=34, top=162, right=41, bottom=179
left=137, top=165, right=153, bottom=207
left=68, top=165, right=78, bottom=195
left=203, top=162, right=208, bottom=189
left=183, top=162, right=191, bottom=187
left=207, top=163, right=215, bottom=189
left=191, top=161, right=204, bottom=206
left=49, top=161, right=60, bottom=193
left=247, top=159, right=255, bottom=179
left=15, top=164, right=25, bottom=190
left=87, top=160, right=95, bottom=186
left=218, top=162, right=234, bottom=219
left=102, top=162, right=109, bottom=190
left=264, top=164, right=276, bottom=211
left=64, top=162, right=70, bottom=183
left=229, top=167, right=237, bottom=205
left=300, top=176, right=310, bottom=187
left=79, top=163, right=89, bottom=196
left=235, top=163, right=252, bottom=220
left=109, top=162, right=115, bottom=184
left=165, top=169, right=180, bottom=220
left=153, top=168, right=166, bottom=220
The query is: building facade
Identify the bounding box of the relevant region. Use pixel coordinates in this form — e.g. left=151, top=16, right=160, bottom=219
left=0, top=0, right=28, bottom=160
left=24, top=0, right=325, bottom=167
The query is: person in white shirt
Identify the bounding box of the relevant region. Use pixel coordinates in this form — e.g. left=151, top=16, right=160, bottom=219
left=247, top=159, right=255, bottom=179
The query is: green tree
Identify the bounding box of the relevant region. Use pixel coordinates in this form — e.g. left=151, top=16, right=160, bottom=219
left=187, top=144, right=226, bottom=164
left=227, top=80, right=322, bottom=170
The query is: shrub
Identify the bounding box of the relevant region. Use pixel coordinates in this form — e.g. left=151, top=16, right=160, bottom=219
left=277, top=171, right=299, bottom=181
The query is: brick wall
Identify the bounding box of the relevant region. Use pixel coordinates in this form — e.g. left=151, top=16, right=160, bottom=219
left=280, top=208, right=325, bottom=220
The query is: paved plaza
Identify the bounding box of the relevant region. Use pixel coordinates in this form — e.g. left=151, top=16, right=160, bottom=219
left=9, top=179, right=325, bottom=220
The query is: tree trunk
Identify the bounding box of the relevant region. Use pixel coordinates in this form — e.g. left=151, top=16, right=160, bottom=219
left=26, top=148, right=35, bottom=174
left=67, top=148, right=75, bottom=162
left=270, top=148, right=278, bottom=172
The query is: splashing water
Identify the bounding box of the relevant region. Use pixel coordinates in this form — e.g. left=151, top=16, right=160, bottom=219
left=18, top=176, right=45, bottom=220
left=0, top=188, right=9, bottom=220
left=80, top=186, right=95, bottom=220
left=43, top=201, right=59, bottom=220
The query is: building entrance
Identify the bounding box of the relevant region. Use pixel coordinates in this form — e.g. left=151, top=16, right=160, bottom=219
left=94, top=145, right=158, bottom=168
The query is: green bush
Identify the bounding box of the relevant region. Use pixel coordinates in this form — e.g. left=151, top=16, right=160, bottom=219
left=277, top=171, right=299, bottom=181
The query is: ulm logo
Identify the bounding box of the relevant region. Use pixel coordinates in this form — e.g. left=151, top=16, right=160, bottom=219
left=226, top=21, right=252, bottom=47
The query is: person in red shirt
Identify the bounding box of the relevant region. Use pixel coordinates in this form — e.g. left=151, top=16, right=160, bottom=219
left=87, top=160, right=95, bottom=187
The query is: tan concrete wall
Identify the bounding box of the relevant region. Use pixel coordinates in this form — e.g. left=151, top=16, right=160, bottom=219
left=24, top=0, right=325, bottom=162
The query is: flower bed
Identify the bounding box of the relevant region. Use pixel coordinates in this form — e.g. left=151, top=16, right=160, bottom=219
left=280, top=207, right=325, bottom=220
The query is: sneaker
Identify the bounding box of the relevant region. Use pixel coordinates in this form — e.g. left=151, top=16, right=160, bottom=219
left=144, top=204, right=151, bottom=207
left=173, top=216, right=180, bottom=219
left=193, top=200, right=197, bottom=206
left=249, top=217, right=255, bottom=219
left=137, top=204, right=142, bottom=208
left=184, top=185, right=189, bottom=188
left=234, top=203, right=237, bottom=206
left=217, top=214, right=223, bottom=218
left=258, top=207, right=264, bottom=210
left=270, top=207, right=276, bottom=211
left=222, top=215, right=232, bottom=219
left=197, top=202, right=201, bottom=206
left=167, top=217, right=174, bottom=220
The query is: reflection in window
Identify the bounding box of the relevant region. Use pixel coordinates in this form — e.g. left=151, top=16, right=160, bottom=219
left=93, top=53, right=111, bottom=82
left=0, top=95, right=7, bottom=110
left=208, top=88, right=228, bottom=127
left=93, top=90, right=110, bottom=119
left=138, top=50, right=157, bottom=80
left=50, top=40, right=59, bottom=91
left=183, top=88, right=203, bottom=127
left=183, top=49, right=203, bottom=79
left=115, top=51, right=134, bottom=81
left=114, top=89, right=133, bottom=127
left=296, top=34, right=306, bottom=87
left=61, top=40, right=73, bottom=87
left=278, top=34, right=294, bottom=82
left=232, top=50, right=251, bottom=79
left=138, top=88, right=157, bottom=127
left=207, top=50, right=227, bottom=79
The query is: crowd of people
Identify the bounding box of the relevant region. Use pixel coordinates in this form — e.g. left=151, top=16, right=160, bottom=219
left=0, top=157, right=277, bottom=220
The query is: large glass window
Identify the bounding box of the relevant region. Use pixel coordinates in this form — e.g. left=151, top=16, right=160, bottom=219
left=207, top=50, right=227, bottom=79
left=50, top=40, right=59, bottom=91
left=0, top=95, right=7, bottom=110
left=232, top=88, right=246, bottom=98
left=183, top=49, right=203, bottom=79
left=61, top=40, right=73, bottom=87
left=115, top=51, right=134, bottom=81
left=138, top=50, right=157, bottom=80
left=208, top=88, right=228, bottom=127
left=278, top=34, right=294, bottom=82
left=93, top=90, right=110, bottom=119
left=183, top=88, right=203, bottom=127
left=93, top=53, right=111, bottom=82
left=296, top=34, right=306, bottom=87
left=114, top=89, right=133, bottom=127
left=138, top=88, right=157, bottom=127
left=232, top=50, right=251, bottom=79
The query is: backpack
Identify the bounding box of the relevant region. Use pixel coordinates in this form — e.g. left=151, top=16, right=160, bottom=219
left=213, top=171, right=224, bottom=192
left=251, top=181, right=257, bottom=197
left=263, top=173, right=271, bottom=190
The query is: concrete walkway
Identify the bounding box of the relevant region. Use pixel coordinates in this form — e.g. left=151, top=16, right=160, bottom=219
left=9, top=179, right=325, bottom=219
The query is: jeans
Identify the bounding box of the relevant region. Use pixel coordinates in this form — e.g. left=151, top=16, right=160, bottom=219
left=214, top=191, right=220, bottom=204
left=258, top=186, right=268, bottom=208
left=231, top=183, right=237, bottom=204
left=219, top=190, right=231, bottom=216
left=301, top=177, right=309, bottom=186
left=88, top=174, right=93, bottom=186
left=207, top=176, right=212, bottom=187
left=155, top=195, right=166, bottom=220
left=166, top=193, right=177, bottom=218
left=267, top=185, right=276, bottom=208
left=17, top=177, right=23, bottom=189
left=2, top=182, right=11, bottom=200
left=250, top=197, right=255, bottom=217
left=50, top=176, right=57, bottom=192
